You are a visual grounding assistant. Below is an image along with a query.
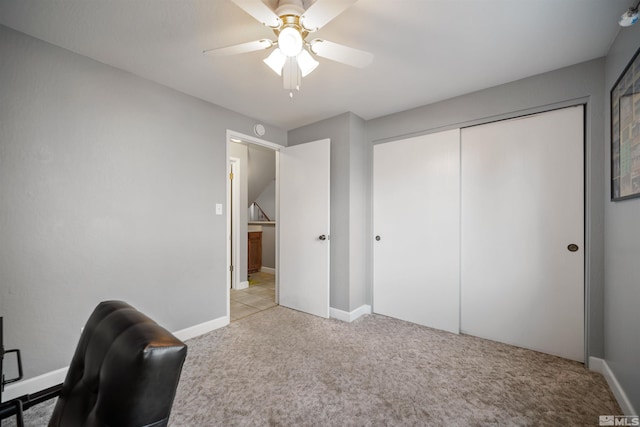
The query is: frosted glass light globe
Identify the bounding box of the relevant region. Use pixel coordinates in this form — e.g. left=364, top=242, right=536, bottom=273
left=278, top=27, right=303, bottom=57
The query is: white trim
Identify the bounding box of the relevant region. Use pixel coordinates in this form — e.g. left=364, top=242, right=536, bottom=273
left=235, top=280, right=249, bottom=290
left=227, top=130, right=285, bottom=152
left=226, top=133, right=231, bottom=325
left=589, top=357, right=637, bottom=416
left=229, top=157, right=241, bottom=291
left=589, top=356, right=605, bottom=373
left=3, top=367, right=68, bottom=401
left=172, top=315, right=229, bottom=342
left=2, top=316, right=229, bottom=402
left=260, top=266, right=276, bottom=274
left=330, top=305, right=372, bottom=322
left=275, top=151, right=280, bottom=305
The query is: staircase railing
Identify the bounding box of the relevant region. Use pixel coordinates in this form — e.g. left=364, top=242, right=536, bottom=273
left=249, top=202, right=271, bottom=222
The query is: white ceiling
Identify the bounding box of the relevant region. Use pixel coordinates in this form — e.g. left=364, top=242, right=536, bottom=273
left=0, top=0, right=632, bottom=130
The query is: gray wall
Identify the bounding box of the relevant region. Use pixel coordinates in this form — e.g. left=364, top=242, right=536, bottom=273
left=260, top=223, right=276, bottom=270
left=253, top=179, right=276, bottom=220
left=289, top=113, right=351, bottom=310
left=366, top=58, right=606, bottom=362
left=247, top=145, right=276, bottom=209
left=604, top=24, right=640, bottom=412
left=348, top=114, right=370, bottom=310
left=253, top=179, right=277, bottom=270
left=289, top=112, right=370, bottom=312
left=0, top=25, right=286, bottom=379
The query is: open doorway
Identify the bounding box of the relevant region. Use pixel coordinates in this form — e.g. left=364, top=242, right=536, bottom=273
left=226, top=132, right=331, bottom=322
left=227, top=130, right=281, bottom=322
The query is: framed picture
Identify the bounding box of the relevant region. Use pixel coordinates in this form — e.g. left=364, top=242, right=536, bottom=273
left=611, top=47, right=640, bottom=201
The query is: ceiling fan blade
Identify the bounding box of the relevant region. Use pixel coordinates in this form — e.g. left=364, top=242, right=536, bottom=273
left=301, top=0, right=358, bottom=31
left=203, top=39, right=273, bottom=56
left=230, top=0, right=281, bottom=27
left=309, top=39, right=373, bottom=68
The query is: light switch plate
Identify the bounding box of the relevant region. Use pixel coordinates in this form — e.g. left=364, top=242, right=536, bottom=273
left=216, top=204, right=223, bottom=215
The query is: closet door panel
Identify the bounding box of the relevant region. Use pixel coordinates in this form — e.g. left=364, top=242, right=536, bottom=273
left=373, top=129, right=460, bottom=334
left=461, top=106, right=584, bottom=362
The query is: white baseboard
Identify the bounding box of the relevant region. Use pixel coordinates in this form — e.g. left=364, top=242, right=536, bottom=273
left=260, top=266, right=276, bottom=274
left=172, top=315, right=229, bottom=342
left=330, top=304, right=372, bottom=322
left=589, top=357, right=637, bottom=416
left=234, top=280, right=249, bottom=290
left=2, top=315, right=229, bottom=402
left=3, top=367, right=68, bottom=402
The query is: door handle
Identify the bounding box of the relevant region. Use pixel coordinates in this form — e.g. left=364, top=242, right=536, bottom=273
left=318, top=235, right=327, bottom=241
left=567, top=244, right=579, bottom=252
left=375, top=235, right=381, bottom=241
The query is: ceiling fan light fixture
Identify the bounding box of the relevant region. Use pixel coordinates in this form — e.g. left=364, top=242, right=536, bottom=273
left=297, top=49, right=319, bottom=77
left=619, top=7, right=639, bottom=27
left=263, top=48, right=287, bottom=76
left=278, top=27, right=303, bottom=56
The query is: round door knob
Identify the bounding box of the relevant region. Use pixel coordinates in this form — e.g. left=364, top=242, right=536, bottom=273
left=318, top=235, right=327, bottom=241
left=375, top=235, right=381, bottom=241
left=567, top=244, right=579, bottom=252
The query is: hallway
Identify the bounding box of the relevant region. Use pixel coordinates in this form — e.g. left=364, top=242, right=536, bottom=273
left=230, top=272, right=276, bottom=321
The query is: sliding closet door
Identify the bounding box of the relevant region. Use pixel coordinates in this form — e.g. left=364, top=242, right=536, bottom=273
left=373, top=129, right=460, bottom=334
left=461, top=106, right=584, bottom=362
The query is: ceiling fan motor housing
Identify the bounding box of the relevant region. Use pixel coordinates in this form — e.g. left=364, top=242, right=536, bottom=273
left=275, top=0, right=305, bottom=16
left=273, top=13, right=309, bottom=57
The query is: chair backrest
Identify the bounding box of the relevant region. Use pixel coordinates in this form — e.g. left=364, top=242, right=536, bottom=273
left=49, top=301, right=187, bottom=427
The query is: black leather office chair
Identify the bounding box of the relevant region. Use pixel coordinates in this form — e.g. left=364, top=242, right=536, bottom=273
left=47, top=300, right=187, bottom=427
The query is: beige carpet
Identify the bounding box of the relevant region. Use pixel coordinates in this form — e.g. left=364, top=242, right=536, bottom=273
left=4, top=306, right=620, bottom=426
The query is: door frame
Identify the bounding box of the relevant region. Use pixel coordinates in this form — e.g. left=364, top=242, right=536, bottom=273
left=229, top=157, right=241, bottom=290
left=226, top=130, right=284, bottom=320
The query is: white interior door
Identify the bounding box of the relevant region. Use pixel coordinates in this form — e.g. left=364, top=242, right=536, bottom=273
left=461, top=106, right=584, bottom=362
left=373, top=129, right=460, bottom=334
left=279, top=139, right=330, bottom=318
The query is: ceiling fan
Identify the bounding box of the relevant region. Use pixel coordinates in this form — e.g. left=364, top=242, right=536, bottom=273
left=204, top=0, right=374, bottom=97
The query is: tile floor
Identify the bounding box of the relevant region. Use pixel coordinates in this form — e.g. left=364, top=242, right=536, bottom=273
left=230, top=271, right=276, bottom=321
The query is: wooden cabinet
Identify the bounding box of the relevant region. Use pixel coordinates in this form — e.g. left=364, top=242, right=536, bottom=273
left=248, top=231, right=262, bottom=274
